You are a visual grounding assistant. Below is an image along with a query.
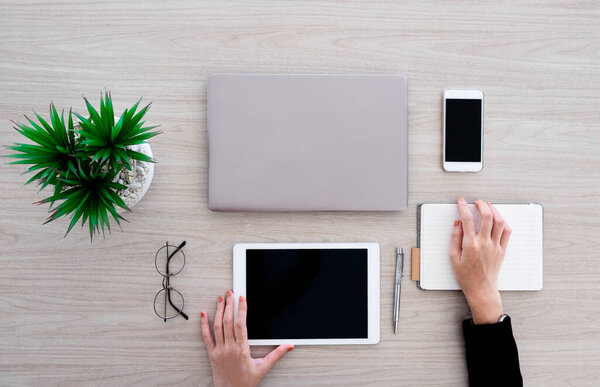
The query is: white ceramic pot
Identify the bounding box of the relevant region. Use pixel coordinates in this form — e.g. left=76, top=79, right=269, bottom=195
left=117, top=142, right=155, bottom=209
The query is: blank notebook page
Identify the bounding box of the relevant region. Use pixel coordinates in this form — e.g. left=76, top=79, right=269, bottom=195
left=419, top=203, right=543, bottom=291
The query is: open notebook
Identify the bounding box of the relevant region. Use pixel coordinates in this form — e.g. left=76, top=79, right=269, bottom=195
left=414, top=203, right=543, bottom=291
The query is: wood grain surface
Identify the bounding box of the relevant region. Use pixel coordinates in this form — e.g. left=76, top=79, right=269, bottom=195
left=1, top=1, right=599, bottom=386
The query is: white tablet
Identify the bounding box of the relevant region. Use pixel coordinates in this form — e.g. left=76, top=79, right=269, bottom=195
left=233, top=242, right=380, bottom=346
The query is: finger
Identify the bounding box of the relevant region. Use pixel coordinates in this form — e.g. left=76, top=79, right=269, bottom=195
left=488, top=202, right=506, bottom=244
left=213, top=295, right=225, bottom=346
left=449, top=220, right=463, bottom=264
left=457, top=197, right=475, bottom=237
left=260, top=344, right=294, bottom=375
left=200, top=311, right=215, bottom=353
left=235, top=295, right=248, bottom=346
left=500, top=224, right=512, bottom=250
left=475, top=200, right=493, bottom=237
left=223, top=290, right=236, bottom=344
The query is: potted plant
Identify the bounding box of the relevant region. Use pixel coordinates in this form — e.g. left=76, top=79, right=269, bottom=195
left=5, top=92, right=161, bottom=240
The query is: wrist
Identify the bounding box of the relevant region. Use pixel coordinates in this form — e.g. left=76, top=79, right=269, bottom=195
left=466, top=290, right=503, bottom=325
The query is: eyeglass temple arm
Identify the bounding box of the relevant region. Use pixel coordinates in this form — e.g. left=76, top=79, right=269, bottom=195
left=167, top=288, right=189, bottom=320
left=166, top=241, right=188, bottom=320
left=167, top=241, right=186, bottom=265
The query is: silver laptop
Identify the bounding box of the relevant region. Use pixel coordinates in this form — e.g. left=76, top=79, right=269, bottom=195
left=207, top=74, right=408, bottom=211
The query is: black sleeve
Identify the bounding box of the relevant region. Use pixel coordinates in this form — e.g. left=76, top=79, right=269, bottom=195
left=462, top=315, right=523, bottom=387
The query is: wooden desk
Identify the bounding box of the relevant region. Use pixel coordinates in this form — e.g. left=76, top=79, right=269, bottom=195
left=1, top=1, right=599, bottom=385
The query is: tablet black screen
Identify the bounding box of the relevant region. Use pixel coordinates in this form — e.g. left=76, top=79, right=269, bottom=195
left=246, top=249, right=368, bottom=339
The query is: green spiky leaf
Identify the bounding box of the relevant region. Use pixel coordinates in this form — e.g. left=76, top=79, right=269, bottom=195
left=76, top=92, right=160, bottom=171
left=5, top=104, right=81, bottom=188
left=43, top=164, right=131, bottom=240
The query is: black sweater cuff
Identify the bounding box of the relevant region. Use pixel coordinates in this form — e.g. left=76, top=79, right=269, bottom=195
left=462, top=315, right=523, bottom=387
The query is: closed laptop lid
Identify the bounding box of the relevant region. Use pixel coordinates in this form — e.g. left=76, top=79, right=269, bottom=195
left=207, top=74, right=408, bottom=211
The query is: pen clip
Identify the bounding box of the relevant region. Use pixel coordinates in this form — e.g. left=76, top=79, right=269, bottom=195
left=395, top=248, right=404, bottom=282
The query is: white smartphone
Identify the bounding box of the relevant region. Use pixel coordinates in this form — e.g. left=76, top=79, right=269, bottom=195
left=443, top=89, right=484, bottom=172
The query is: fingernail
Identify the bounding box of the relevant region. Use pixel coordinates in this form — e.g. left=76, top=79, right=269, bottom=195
left=287, top=345, right=294, bottom=352
left=226, top=290, right=233, bottom=297
left=454, top=220, right=459, bottom=226
left=459, top=196, right=464, bottom=202
left=218, top=296, right=224, bottom=303
left=487, top=201, right=492, bottom=206
left=239, top=295, right=245, bottom=302
left=200, top=311, right=206, bottom=318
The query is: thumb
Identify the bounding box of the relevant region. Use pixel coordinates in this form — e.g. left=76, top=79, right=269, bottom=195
left=449, top=219, right=463, bottom=265
left=260, top=344, right=294, bottom=374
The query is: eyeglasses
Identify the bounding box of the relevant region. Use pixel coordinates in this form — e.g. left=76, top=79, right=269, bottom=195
left=153, top=241, right=189, bottom=321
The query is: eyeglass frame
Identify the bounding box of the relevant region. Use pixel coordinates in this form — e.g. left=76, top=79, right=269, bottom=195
left=153, top=241, right=189, bottom=321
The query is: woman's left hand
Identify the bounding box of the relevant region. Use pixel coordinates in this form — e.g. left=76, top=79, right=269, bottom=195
left=201, top=290, right=294, bottom=387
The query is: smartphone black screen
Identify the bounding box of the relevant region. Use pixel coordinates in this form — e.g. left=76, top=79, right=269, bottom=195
left=245, top=249, right=368, bottom=340
left=445, top=98, right=482, bottom=162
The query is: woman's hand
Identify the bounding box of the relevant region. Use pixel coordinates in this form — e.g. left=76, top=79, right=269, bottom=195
left=450, top=197, right=512, bottom=324
left=201, top=291, right=294, bottom=387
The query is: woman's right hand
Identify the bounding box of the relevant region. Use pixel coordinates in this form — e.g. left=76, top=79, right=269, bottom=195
left=450, top=197, right=512, bottom=324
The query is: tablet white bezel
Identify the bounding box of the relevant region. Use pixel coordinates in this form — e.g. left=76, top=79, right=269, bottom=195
left=233, top=242, right=380, bottom=346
